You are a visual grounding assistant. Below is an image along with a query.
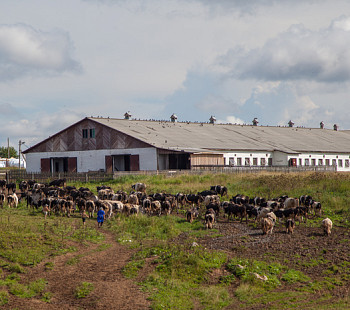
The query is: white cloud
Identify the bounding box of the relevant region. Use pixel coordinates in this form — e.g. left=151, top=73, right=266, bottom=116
left=0, top=24, right=81, bottom=81
left=221, top=16, right=350, bottom=83
left=217, top=115, right=245, bottom=125
left=195, top=94, right=239, bottom=114
left=1, top=109, right=83, bottom=148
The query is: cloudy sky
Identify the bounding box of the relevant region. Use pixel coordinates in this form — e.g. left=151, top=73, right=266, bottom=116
left=1, top=0, right=350, bottom=150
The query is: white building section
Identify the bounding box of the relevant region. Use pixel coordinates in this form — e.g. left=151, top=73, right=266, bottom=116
left=25, top=148, right=157, bottom=173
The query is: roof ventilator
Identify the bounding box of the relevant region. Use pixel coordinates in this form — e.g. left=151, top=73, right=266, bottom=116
left=124, top=112, right=132, bottom=120
left=170, top=113, right=178, bottom=122
left=209, top=115, right=216, bottom=124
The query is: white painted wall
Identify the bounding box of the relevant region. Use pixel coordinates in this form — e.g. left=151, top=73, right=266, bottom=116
left=25, top=148, right=158, bottom=172
left=223, top=151, right=273, bottom=166
left=288, top=153, right=350, bottom=172
left=273, top=151, right=289, bottom=166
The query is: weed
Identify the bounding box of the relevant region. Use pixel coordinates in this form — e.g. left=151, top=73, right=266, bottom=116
left=66, top=255, right=83, bottom=266
left=41, top=291, right=52, bottom=303
left=219, top=274, right=236, bottom=285
left=95, top=243, right=112, bottom=251
left=8, top=278, right=47, bottom=298
left=122, top=260, right=145, bottom=279
left=281, top=269, right=311, bottom=284
left=5, top=263, right=25, bottom=274
left=75, top=282, right=94, bottom=298
left=0, top=290, right=9, bottom=306
left=44, top=262, right=54, bottom=271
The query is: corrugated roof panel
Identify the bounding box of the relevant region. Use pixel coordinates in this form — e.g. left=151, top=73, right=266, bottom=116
left=89, top=117, right=350, bottom=154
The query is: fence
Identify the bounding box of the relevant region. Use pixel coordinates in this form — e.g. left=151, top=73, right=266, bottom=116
left=1, top=165, right=337, bottom=183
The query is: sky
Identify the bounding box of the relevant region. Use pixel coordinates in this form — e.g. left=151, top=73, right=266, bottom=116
left=1, top=0, right=350, bottom=150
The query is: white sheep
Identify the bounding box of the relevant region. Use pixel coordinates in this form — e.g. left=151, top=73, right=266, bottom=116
left=321, top=218, right=332, bottom=236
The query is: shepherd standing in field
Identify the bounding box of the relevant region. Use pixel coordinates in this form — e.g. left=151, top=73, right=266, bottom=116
left=97, top=207, right=105, bottom=228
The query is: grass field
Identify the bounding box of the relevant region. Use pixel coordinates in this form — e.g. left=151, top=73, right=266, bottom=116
left=0, top=171, right=349, bottom=309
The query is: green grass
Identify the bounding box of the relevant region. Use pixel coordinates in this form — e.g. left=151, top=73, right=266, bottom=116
left=108, top=213, right=207, bottom=247
left=1, top=172, right=350, bottom=309
left=0, top=290, right=9, bottom=306
left=0, top=207, right=104, bottom=266
left=8, top=278, right=47, bottom=299
left=75, top=282, right=94, bottom=298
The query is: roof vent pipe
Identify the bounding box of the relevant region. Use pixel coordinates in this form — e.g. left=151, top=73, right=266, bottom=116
left=288, top=120, right=294, bottom=127
left=209, top=116, right=216, bottom=124
left=124, top=112, right=132, bottom=120
left=170, top=113, right=178, bottom=122
left=252, top=118, right=259, bottom=126
left=320, top=121, right=324, bottom=129
left=333, top=124, right=338, bottom=131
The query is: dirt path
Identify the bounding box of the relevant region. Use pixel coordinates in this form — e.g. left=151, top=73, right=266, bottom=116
left=4, top=228, right=151, bottom=310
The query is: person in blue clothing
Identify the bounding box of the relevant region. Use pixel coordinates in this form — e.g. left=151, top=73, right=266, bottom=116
left=97, top=207, right=105, bottom=228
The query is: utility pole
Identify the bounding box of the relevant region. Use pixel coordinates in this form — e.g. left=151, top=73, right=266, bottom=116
left=6, top=138, right=9, bottom=168
left=18, top=140, right=25, bottom=170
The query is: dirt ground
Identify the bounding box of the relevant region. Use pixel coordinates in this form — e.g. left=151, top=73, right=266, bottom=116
left=198, top=218, right=350, bottom=302
left=1, top=229, right=151, bottom=310
left=2, top=216, right=349, bottom=309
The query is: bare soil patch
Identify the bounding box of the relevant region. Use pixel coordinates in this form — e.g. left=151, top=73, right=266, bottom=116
left=1, top=226, right=151, bottom=310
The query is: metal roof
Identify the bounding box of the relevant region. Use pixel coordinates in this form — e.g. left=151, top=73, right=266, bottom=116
left=89, top=117, right=350, bottom=154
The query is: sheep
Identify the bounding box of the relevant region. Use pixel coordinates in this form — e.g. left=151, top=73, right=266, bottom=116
left=285, top=219, right=295, bottom=234
left=311, top=201, right=322, bottom=217
left=205, top=208, right=216, bottom=229
left=261, top=217, right=275, bottom=235
left=321, top=218, right=332, bottom=236
left=283, top=198, right=299, bottom=209
left=86, top=200, right=96, bottom=218
left=128, top=194, right=139, bottom=205
left=204, top=195, right=220, bottom=206
left=186, top=207, right=199, bottom=223
left=131, top=183, right=146, bottom=193
left=0, top=193, right=6, bottom=208
left=256, top=207, right=272, bottom=222
left=7, top=193, right=18, bottom=208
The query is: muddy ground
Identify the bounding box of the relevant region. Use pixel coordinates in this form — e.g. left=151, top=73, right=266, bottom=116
left=2, top=217, right=349, bottom=309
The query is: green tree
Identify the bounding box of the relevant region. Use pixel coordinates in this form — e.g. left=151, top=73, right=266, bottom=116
left=0, top=146, right=18, bottom=158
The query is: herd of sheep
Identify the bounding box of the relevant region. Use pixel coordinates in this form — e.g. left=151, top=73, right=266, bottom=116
left=0, top=180, right=333, bottom=236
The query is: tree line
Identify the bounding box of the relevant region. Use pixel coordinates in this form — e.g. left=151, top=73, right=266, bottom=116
left=0, top=146, right=18, bottom=158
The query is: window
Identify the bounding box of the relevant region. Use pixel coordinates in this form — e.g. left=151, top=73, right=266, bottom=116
left=229, top=157, right=235, bottom=166
left=311, top=159, right=316, bottom=166
left=82, top=129, right=88, bottom=139
left=237, top=158, right=242, bottom=166
left=90, top=128, right=95, bottom=138
left=299, top=158, right=302, bottom=166
left=332, top=159, right=337, bottom=166
left=345, top=160, right=349, bottom=168
left=245, top=158, right=250, bottom=166
left=268, top=158, right=272, bottom=166
left=260, top=158, right=266, bottom=166
left=338, top=159, right=343, bottom=167
left=305, top=159, right=309, bottom=166
left=325, top=159, right=330, bottom=166
left=253, top=158, right=258, bottom=166
left=318, top=159, right=323, bottom=166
